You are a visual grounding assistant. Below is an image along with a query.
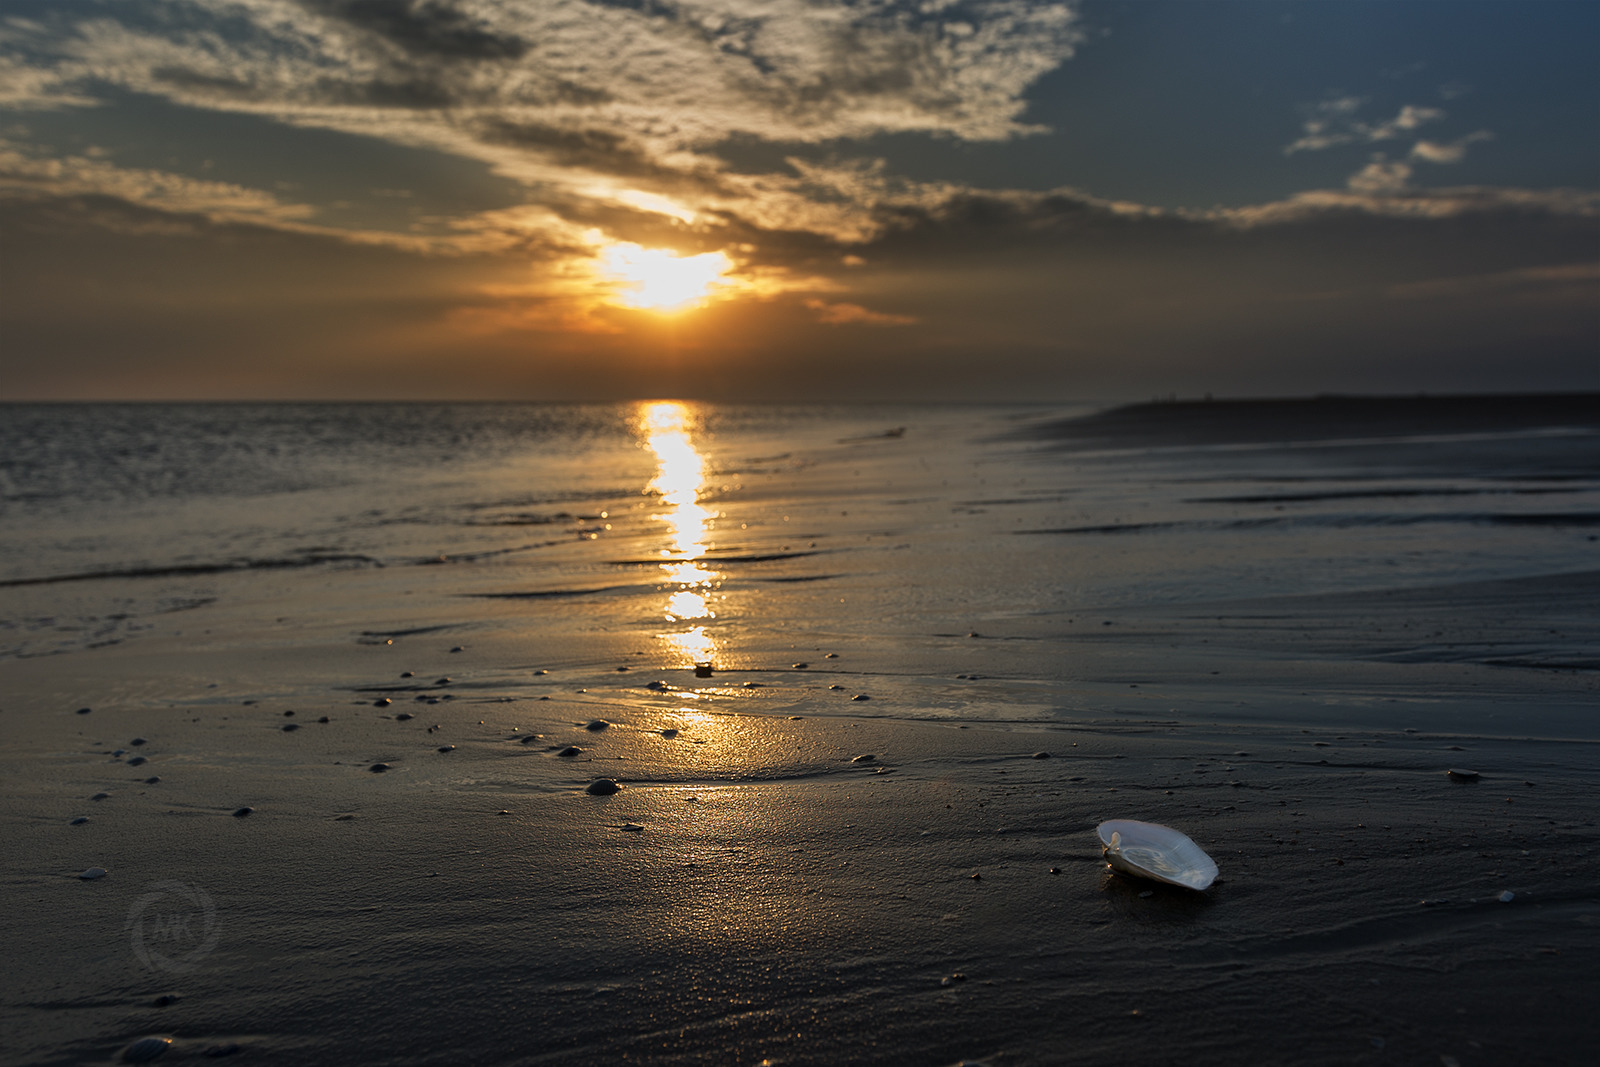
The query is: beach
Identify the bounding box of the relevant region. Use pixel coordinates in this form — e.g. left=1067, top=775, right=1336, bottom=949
left=3, top=398, right=1597, bottom=1065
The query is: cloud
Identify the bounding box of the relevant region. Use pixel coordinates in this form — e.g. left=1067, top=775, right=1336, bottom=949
left=1346, top=159, right=1412, bottom=195
left=0, top=138, right=316, bottom=226
left=1409, top=131, right=1493, bottom=165
left=802, top=298, right=916, bottom=326
left=1386, top=262, right=1600, bottom=301
left=1286, top=97, right=1446, bottom=154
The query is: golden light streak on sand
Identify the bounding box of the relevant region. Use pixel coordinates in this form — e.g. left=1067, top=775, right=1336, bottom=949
left=640, top=402, right=721, bottom=665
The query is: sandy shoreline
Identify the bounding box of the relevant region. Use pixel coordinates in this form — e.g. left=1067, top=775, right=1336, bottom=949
left=6, top=635, right=1599, bottom=1065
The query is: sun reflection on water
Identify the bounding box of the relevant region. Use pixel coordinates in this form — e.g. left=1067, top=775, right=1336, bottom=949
left=640, top=402, right=720, bottom=665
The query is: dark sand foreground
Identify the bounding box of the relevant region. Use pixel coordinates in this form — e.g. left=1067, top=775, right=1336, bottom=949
left=3, top=399, right=1598, bottom=1065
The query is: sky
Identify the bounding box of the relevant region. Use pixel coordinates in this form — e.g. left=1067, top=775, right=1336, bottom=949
left=1, top=0, right=1596, bottom=401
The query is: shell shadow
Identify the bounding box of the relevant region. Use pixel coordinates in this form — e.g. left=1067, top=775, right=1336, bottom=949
left=1099, top=867, right=1217, bottom=922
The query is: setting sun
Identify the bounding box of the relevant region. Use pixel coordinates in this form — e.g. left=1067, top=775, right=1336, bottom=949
left=600, top=243, right=733, bottom=312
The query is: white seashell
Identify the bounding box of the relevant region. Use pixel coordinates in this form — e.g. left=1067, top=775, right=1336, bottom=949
left=1096, top=819, right=1218, bottom=891
left=121, top=1035, right=172, bottom=1062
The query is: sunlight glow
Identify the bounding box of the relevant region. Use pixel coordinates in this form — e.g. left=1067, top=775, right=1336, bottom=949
left=601, top=243, right=732, bottom=311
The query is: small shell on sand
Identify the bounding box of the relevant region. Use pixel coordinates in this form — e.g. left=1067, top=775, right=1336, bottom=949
left=80, top=867, right=107, bottom=879
left=586, top=779, right=621, bottom=796
left=437, top=745, right=455, bottom=753
left=852, top=754, right=876, bottom=763
left=793, top=662, right=809, bottom=669
left=660, top=729, right=679, bottom=739
left=121, top=1036, right=172, bottom=1062
left=557, top=746, right=582, bottom=757
left=645, top=680, right=669, bottom=691
left=395, top=713, right=414, bottom=721
left=232, top=806, right=253, bottom=817
left=1033, top=751, right=1051, bottom=759
left=584, top=720, right=610, bottom=732
left=620, top=823, right=644, bottom=832
left=369, top=763, right=391, bottom=773
left=1447, top=768, right=1481, bottom=781
left=70, top=816, right=89, bottom=825
left=91, top=792, right=111, bottom=801
left=851, top=694, right=871, bottom=701
left=374, top=698, right=391, bottom=707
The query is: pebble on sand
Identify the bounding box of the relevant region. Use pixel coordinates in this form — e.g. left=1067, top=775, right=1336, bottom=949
left=645, top=680, right=669, bottom=690
left=232, top=806, right=254, bottom=817
left=80, top=867, right=107, bottom=879
left=145, top=776, right=160, bottom=784
left=585, top=720, right=610, bottom=732
left=1033, top=752, right=1051, bottom=759
left=130, top=738, right=147, bottom=746
left=91, top=792, right=111, bottom=801
left=437, top=745, right=455, bottom=753
left=128, top=756, right=148, bottom=766
left=793, top=662, right=809, bottom=669
left=1446, top=768, right=1482, bottom=781
left=851, top=694, right=871, bottom=701
left=153, top=993, right=181, bottom=1007
left=586, top=779, right=621, bottom=796
left=852, top=754, right=877, bottom=763
left=1498, top=890, right=1515, bottom=903
left=318, top=716, right=330, bottom=723
left=70, top=816, right=89, bottom=825
left=77, top=707, right=92, bottom=715
left=660, top=729, right=679, bottom=739
left=557, top=746, right=582, bottom=757
left=369, top=763, right=391, bottom=773
left=694, top=664, right=714, bottom=677
left=120, top=1036, right=172, bottom=1062
left=374, top=698, right=391, bottom=707
left=282, top=723, right=299, bottom=732
left=620, top=823, right=644, bottom=832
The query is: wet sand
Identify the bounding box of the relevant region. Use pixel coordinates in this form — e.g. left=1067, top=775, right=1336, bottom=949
left=3, top=398, right=1598, bottom=1065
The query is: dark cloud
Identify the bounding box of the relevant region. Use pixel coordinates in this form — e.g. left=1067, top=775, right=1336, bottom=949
left=301, top=0, right=531, bottom=61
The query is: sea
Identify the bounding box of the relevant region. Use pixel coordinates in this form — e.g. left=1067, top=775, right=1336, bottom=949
left=2, top=397, right=1596, bottom=736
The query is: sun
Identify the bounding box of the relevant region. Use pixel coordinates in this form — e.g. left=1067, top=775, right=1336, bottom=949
left=599, top=242, right=733, bottom=312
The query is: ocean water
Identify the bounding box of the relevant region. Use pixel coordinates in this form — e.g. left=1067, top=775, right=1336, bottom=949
left=3, top=397, right=1596, bottom=734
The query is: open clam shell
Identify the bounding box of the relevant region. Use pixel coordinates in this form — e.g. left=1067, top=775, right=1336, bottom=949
left=1096, top=819, right=1218, bottom=891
